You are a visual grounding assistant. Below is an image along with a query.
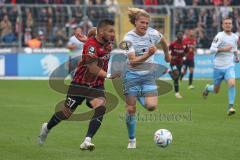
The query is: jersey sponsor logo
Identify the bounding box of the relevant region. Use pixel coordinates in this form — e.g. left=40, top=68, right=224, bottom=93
left=88, top=46, right=95, bottom=55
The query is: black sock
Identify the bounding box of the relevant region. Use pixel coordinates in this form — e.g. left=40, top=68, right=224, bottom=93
left=86, top=106, right=106, bottom=138
left=189, top=73, right=193, bottom=85
left=180, top=73, right=184, bottom=81
left=174, top=79, right=179, bottom=93
left=47, top=111, right=68, bottom=130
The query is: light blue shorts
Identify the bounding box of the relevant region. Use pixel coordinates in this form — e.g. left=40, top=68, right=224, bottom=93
left=213, top=66, right=235, bottom=86
left=123, top=71, right=158, bottom=96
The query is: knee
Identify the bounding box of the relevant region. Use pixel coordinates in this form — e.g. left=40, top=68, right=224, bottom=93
left=146, top=105, right=157, bottom=111
left=214, top=88, right=220, bottom=94
left=228, top=82, right=235, bottom=88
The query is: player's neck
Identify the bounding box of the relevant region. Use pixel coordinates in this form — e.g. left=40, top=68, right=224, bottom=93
left=134, top=29, right=145, bottom=36
left=224, top=31, right=232, bottom=35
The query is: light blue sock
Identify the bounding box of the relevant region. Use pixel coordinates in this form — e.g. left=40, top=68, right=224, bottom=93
left=137, top=96, right=146, bottom=108
left=207, top=84, right=215, bottom=93
left=126, top=113, right=136, bottom=140
left=228, top=86, right=236, bottom=106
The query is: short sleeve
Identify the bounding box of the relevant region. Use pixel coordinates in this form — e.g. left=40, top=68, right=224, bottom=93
left=123, top=35, right=135, bottom=55
left=81, top=44, right=98, bottom=65
left=149, top=29, right=163, bottom=44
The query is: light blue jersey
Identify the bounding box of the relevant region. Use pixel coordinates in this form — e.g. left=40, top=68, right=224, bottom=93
left=123, top=27, right=163, bottom=75
left=123, top=27, right=163, bottom=96
left=210, top=31, right=238, bottom=69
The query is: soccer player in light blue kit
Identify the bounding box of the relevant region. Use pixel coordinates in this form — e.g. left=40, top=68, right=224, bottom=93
left=203, top=17, right=239, bottom=115
left=123, top=8, right=171, bottom=149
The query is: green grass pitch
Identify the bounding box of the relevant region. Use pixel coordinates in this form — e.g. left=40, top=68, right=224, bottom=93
left=1, top=80, right=240, bottom=160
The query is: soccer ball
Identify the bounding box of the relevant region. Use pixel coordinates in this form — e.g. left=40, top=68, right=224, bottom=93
left=154, top=129, right=173, bottom=148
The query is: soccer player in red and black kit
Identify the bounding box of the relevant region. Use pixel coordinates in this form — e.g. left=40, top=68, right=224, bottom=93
left=169, top=31, right=189, bottom=98
left=38, top=19, right=120, bottom=151
left=181, top=29, right=196, bottom=89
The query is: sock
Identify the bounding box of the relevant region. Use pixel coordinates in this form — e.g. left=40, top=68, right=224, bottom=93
left=84, top=137, right=92, bottom=143
left=86, top=106, right=106, bottom=138
left=180, top=73, right=184, bottom=81
left=126, top=113, right=136, bottom=140
left=137, top=96, right=146, bottom=108
left=47, top=111, right=68, bottom=130
left=174, top=79, right=179, bottom=93
left=189, top=73, right=193, bottom=85
left=207, top=84, right=215, bottom=93
left=228, top=104, right=234, bottom=110
left=228, top=86, right=236, bottom=106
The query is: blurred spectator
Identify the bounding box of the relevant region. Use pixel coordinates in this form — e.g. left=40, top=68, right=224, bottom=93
left=219, top=0, right=233, bottom=18
left=231, top=0, right=240, bottom=5
left=105, top=0, right=120, bottom=18
left=79, top=16, right=93, bottom=36
left=132, top=0, right=143, bottom=5
left=24, top=28, right=32, bottom=46
left=0, top=0, right=5, bottom=6
left=211, top=0, right=223, bottom=6
left=144, top=0, right=158, bottom=13
left=0, top=14, right=16, bottom=43
left=67, top=26, right=86, bottom=54
left=174, top=0, right=186, bottom=6
left=65, top=17, right=78, bottom=37
left=26, top=9, right=34, bottom=29
left=54, top=30, right=67, bottom=47
left=27, top=31, right=43, bottom=48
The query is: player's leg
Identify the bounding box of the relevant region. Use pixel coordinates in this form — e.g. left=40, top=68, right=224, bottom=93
left=80, top=95, right=106, bottom=151
left=180, top=61, right=188, bottom=81
left=38, top=83, right=84, bottom=145
left=38, top=96, right=82, bottom=145
left=225, top=66, right=236, bottom=115
left=125, top=95, right=137, bottom=149
left=141, top=78, right=158, bottom=111
left=123, top=71, right=139, bottom=148
left=188, top=60, right=195, bottom=89
left=203, top=68, right=223, bottom=98
left=170, top=65, right=182, bottom=98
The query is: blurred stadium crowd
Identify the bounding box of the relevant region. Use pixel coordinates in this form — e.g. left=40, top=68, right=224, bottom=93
left=0, top=0, right=240, bottom=49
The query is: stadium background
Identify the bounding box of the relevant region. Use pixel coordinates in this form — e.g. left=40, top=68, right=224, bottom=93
left=1, top=0, right=240, bottom=79
left=1, top=1, right=240, bottom=160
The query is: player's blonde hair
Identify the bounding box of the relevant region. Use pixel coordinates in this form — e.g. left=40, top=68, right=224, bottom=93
left=128, top=7, right=150, bottom=25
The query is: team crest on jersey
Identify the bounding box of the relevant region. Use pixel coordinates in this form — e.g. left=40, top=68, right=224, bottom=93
left=88, top=46, right=95, bottom=55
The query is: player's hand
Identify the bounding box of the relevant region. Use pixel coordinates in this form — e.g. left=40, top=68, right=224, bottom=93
left=87, top=27, right=97, bottom=38
left=107, top=72, right=121, bottom=79
left=164, top=54, right=171, bottom=62
left=182, top=56, right=186, bottom=61
left=223, top=45, right=232, bottom=52
left=148, top=46, right=157, bottom=56
left=235, top=56, right=240, bottom=63
left=75, top=33, right=87, bottom=42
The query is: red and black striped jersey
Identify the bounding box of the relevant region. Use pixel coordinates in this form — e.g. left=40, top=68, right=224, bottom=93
left=72, top=37, right=112, bottom=87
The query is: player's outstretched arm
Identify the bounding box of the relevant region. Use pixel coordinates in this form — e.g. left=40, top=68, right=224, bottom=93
left=160, top=37, right=171, bottom=62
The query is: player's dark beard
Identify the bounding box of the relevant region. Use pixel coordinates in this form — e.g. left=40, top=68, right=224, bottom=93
left=102, top=36, right=109, bottom=44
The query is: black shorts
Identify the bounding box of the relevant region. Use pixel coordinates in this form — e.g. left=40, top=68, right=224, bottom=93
left=183, top=59, right=195, bottom=69
left=65, top=82, right=105, bottom=111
